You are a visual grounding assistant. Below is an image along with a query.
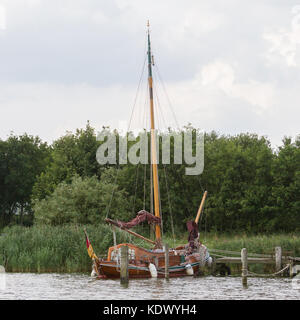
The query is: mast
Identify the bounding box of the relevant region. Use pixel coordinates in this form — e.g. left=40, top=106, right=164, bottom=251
left=147, top=21, right=161, bottom=242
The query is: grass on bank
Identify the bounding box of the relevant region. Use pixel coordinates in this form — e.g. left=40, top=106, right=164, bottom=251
left=0, top=225, right=299, bottom=274
left=0, top=224, right=133, bottom=273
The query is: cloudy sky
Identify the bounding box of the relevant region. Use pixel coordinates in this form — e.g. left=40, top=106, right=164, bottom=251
left=0, top=0, right=299, bottom=148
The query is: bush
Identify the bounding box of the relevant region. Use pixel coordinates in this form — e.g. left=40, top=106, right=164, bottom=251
left=33, top=175, right=131, bottom=225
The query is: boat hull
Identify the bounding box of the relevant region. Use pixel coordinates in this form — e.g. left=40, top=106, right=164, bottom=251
left=97, top=261, right=200, bottom=279
left=94, top=243, right=203, bottom=279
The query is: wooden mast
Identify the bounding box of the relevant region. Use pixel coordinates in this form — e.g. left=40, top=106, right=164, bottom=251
left=195, top=191, right=208, bottom=225
left=147, top=21, right=161, bottom=242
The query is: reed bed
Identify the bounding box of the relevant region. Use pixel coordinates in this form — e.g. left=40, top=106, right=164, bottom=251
left=0, top=224, right=132, bottom=273
left=200, top=233, right=300, bottom=275
left=201, top=233, right=300, bottom=257
left=0, top=225, right=299, bottom=274
left=164, top=232, right=300, bottom=275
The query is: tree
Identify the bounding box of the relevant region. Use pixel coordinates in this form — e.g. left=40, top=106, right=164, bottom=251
left=32, top=122, right=101, bottom=201
left=33, top=174, right=131, bottom=225
left=268, top=136, right=300, bottom=232
left=0, top=134, right=50, bottom=227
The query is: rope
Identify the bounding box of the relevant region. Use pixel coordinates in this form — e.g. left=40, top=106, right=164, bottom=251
left=105, top=167, right=121, bottom=219
left=210, top=253, right=230, bottom=259
left=105, top=36, right=147, bottom=220
left=209, top=248, right=275, bottom=258
left=127, top=36, right=148, bottom=132
left=143, top=162, right=147, bottom=210
left=197, top=175, right=206, bottom=194
left=163, top=164, right=176, bottom=248
left=131, top=163, right=140, bottom=215
left=247, top=264, right=290, bottom=277
left=153, top=63, right=180, bottom=130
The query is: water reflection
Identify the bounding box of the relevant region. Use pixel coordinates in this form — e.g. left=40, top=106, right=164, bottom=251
left=0, top=273, right=299, bottom=300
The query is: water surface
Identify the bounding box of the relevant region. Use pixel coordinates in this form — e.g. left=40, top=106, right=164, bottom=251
left=0, top=273, right=299, bottom=300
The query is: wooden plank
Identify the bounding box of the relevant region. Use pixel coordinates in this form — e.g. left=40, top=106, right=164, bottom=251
left=216, top=257, right=274, bottom=264
left=209, top=248, right=273, bottom=258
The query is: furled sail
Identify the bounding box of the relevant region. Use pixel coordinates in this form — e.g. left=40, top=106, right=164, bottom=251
left=186, top=221, right=199, bottom=249
left=115, top=210, right=161, bottom=229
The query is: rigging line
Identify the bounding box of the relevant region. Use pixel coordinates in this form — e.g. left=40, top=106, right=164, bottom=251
left=138, top=76, right=148, bottom=130
left=143, top=159, right=147, bottom=210
left=154, top=62, right=180, bottom=130
left=163, top=164, right=176, bottom=248
left=152, top=70, right=168, bottom=131
left=105, top=36, right=147, bottom=220
left=142, top=80, right=149, bottom=211
left=197, top=173, right=206, bottom=193
left=204, top=206, right=207, bottom=243
left=142, top=81, right=148, bottom=130
left=152, top=71, right=176, bottom=241
left=142, top=85, right=148, bottom=211
left=105, top=165, right=121, bottom=219
left=132, top=163, right=140, bottom=215
left=152, top=85, right=164, bottom=238
left=127, top=39, right=148, bottom=133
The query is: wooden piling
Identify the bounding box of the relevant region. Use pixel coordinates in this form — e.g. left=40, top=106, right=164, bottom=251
left=275, top=246, right=282, bottom=275
left=112, top=226, right=117, bottom=247
left=197, top=245, right=206, bottom=276
left=164, top=243, right=169, bottom=279
left=210, top=257, right=217, bottom=276
left=241, top=248, right=248, bottom=287
left=120, top=245, right=129, bottom=285
left=289, top=261, right=294, bottom=278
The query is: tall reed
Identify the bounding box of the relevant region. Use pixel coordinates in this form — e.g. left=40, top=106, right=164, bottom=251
left=0, top=226, right=299, bottom=274
left=0, top=224, right=132, bottom=273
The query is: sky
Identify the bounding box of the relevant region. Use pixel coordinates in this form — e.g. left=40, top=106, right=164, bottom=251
left=0, top=0, right=299, bottom=148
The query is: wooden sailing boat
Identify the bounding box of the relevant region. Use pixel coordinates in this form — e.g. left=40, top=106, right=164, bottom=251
left=85, top=23, right=211, bottom=279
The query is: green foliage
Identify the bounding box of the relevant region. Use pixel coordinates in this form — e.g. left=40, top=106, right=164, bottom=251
left=0, top=226, right=298, bottom=273
left=33, top=174, right=131, bottom=225
left=267, top=136, right=300, bottom=231
left=0, top=224, right=133, bottom=272
left=0, top=124, right=299, bottom=234
left=32, top=122, right=101, bottom=201
left=0, top=134, right=50, bottom=227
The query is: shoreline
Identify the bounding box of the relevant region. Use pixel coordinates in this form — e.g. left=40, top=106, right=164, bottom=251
left=1, top=225, right=299, bottom=274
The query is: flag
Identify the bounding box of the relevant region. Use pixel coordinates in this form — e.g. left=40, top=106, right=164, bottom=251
left=84, top=230, right=98, bottom=260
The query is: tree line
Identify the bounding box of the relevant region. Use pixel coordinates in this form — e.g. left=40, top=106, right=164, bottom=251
left=0, top=123, right=299, bottom=234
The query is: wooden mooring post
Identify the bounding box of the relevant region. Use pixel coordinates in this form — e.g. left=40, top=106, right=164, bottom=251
left=241, top=248, right=248, bottom=287
left=275, top=246, right=282, bottom=275
left=289, top=260, right=294, bottom=278
left=197, top=245, right=206, bottom=276
left=112, top=226, right=117, bottom=247
left=120, top=245, right=129, bottom=286
left=164, top=243, right=169, bottom=279
left=210, top=246, right=299, bottom=279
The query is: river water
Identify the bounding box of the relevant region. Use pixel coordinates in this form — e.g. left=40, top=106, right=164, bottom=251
left=0, top=273, right=299, bottom=300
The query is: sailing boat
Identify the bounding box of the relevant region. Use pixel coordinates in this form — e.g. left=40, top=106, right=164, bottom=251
left=84, top=23, right=211, bottom=279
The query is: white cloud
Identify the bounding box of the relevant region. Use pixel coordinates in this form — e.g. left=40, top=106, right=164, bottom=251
left=0, top=5, right=6, bottom=30
left=263, top=5, right=300, bottom=67
left=0, top=82, right=136, bottom=142
left=0, top=0, right=299, bottom=148
left=200, top=61, right=275, bottom=113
